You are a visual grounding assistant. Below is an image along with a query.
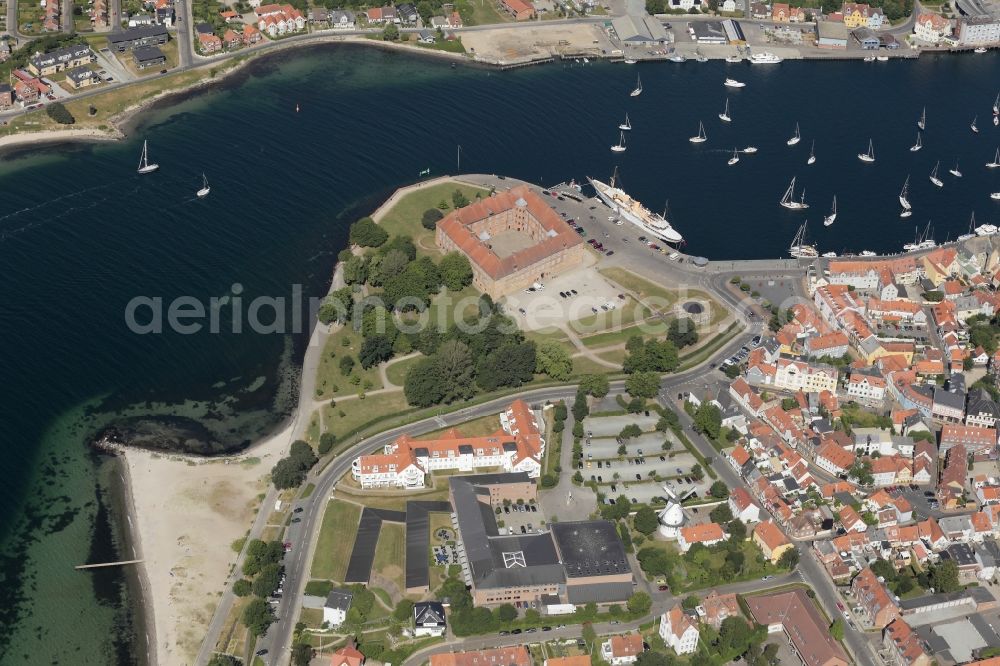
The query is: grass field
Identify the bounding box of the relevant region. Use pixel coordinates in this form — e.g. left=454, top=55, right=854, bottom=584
left=311, top=500, right=362, bottom=581
left=384, top=355, right=421, bottom=386
left=419, top=413, right=500, bottom=439
left=601, top=268, right=679, bottom=306
left=572, top=355, right=618, bottom=376
left=372, top=523, right=406, bottom=592
left=579, top=323, right=661, bottom=349
left=570, top=296, right=651, bottom=334
left=323, top=391, right=410, bottom=439
left=315, top=328, right=385, bottom=399
left=375, top=181, right=490, bottom=255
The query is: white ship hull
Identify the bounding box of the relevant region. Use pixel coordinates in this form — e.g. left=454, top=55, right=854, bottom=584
left=750, top=53, right=782, bottom=64
left=589, top=178, right=683, bottom=244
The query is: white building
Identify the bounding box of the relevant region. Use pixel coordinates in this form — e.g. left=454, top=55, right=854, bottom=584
left=323, top=589, right=353, bottom=627
left=847, top=372, right=887, bottom=403
left=658, top=499, right=686, bottom=538
left=773, top=357, right=838, bottom=394
left=413, top=601, right=446, bottom=637
left=958, top=15, right=1000, bottom=45
left=659, top=604, right=699, bottom=655
left=600, top=634, right=644, bottom=666
left=913, top=12, right=951, bottom=43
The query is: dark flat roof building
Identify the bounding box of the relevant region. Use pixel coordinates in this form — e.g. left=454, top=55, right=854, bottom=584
left=109, top=24, right=169, bottom=51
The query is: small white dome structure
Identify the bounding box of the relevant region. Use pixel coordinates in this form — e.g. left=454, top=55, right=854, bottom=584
left=658, top=500, right=685, bottom=538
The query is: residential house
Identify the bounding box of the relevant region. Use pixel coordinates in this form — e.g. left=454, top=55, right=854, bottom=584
left=499, top=0, right=536, bottom=21
left=27, top=44, right=95, bottom=77
left=396, top=2, right=418, bottom=23
left=332, top=643, right=365, bottom=666
left=223, top=29, right=243, bottom=49
left=772, top=2, right=790, bottom=21
left=0, top=84, right=13, bottom=109
left=414, top=601, right=446, bottom=636
left=65, top=66, right=99, bottom=89
left=659, top=605, right=699, bottom=655
left=938, top=444, right=968, bottom=508
left=816, top=441, right=855, bottom=476
left=243, top=24, right=264, bottom=44
left=431, top=647, right=530, bottom=666
left=847, top=370, right=887, bottom=403
left=851, top=567, right=900, bottom=628
left=956, top=14, right=1000, bottom=46
left=753, top=521, right=793, bottom=564
left=940, top=424, right=996, bottom=457
left=677, top=523, right=727, bottom=553
left=966, top=388, right=1000, bottom=428
left=744, top=590, right=849, bottom=666
left=698, top=591, right=741, bottom=629
left=750, top=1, right=768, bottom=18
left=932, top=387, right=966, bottom=424
left=805, top=331, right=850, bottom=359
left=108, top=25, right=169, bottom=52
left=330, top=9, right=357, bottom=28
left=729, top=487, right=761, bottom=523
left=323, top=588, right=352, bottom=627
left=132, top=45, right=166, bottom=69
left=198, top=32, right=223, bottom=53
left=882, top=618, right=932, bottom=666
left=838, top=506, right=867, bottom=533
left=600, top=633, right=644, bottom=666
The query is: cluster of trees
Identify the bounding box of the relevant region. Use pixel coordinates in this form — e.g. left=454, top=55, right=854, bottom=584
left=232, top=539, right=287, bottom=637
left=667, top=318, right=698, bottom=349
left=623, top=335, right=680, bottom=374
left=692, top=403, right=723, bottom=440
left=46, top=102, right=74, bottom=125
left=848, top=459, right=874, bottom=486
left=968, top=315, right=1000, bottom=354
left=271, top=440, right=318, bottom=489
left=870, top=557, right=958, bottom=595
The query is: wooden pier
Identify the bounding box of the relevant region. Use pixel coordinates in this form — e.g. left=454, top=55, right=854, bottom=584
left=75, top=559, right=144, bottom=570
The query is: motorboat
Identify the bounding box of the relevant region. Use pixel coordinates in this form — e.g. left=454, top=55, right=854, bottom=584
left=876, top=55, right=889, bottom=61
left=749, top=52, right=782, bottom=64
left=822, top=251, right=838, bottom=258
left=975, top=47, right=988, bottom=53
left=669, top=53, right=686, bottom=63
left=864, top=55, right=876, bottom=62
left=743, top=146, right=758, bottom=154
left=724, top=78, right=746, bottom=88
left=860, top=251, right=877, bottom=257
left=725, top=54, right=742, bottom=63
left=976, top=223, right=999, bottom=235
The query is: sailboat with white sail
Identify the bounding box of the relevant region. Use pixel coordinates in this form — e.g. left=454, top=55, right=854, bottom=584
left=611, top=131, right=627, bottom=153
left=788, top=221, right=818, bottom=258
left=137, top=140, right=159, bottom=174
left=823, top=196, right=837, bottom=226
left=631, top=74, right=643, bottom=97
left=779, top=177, right=809, bottom=210
left=910, top=132, right=922, bottom=152
left=929, top=161, right=943, bottom=187
left=807, top=140, right=816, bottom=165
left=719, top=98, right=732, bottom=123
left=727, top=148, right=740, bottom=166
left=993, top=92, right=999, bottom=125
left=987, top=147, right=1000, bottom=169
left=949, top=159, right=962, bottom=178
left=917, top=107, right=926, bottom=131
left=971, top=115, right=979, bottom=133
left=689, top=121, right=707, bottom=144
left=196, top=173, right=210, bottom=198
left=857, top=138, right=875, bottom=163
left=619, top=114, right=631, bottom=131
left=787, top=122, right=801, bottom=146
left=899, top=176, right=912, bottom=217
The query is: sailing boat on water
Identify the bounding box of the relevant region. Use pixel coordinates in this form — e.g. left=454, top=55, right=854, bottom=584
left=196, top=173, right=210, bottom=198
left=987, top=147, right=1000, bottom=169
left=630, top=74, right=643, bottom=97
left=904, top=221, right=936, bottom=252
left=727, top=148, right=740, bottom=166
left=611, top=131, right=627, bottom=153
left=917, top=107, right=926, bottom=131
left=619, top=113, right=632, bottom=131
left=971, top=115, right=979, bottom=133
left=910, top=132, right=922, bottom=152
left=689, top=121, right=707, bottom=143
left=899, top=176, right=913, bottom=217
left=929, top=161, right=943, bottom=187
left=719, top=98, right=732, bottom=123
left=137, top=140, right=159, bottom=174
left=787, top=122, right=801, bottom=146
left=823, top=196, right=837, bottom=226
left=789, top=221, right=818, bottom=258
left=858, top=138, right=875, bottom=163
left=807, top=140, right=816, bottom=165
left=779, top=177, right=809, bottom=210
left=958, top=213, right=978, bottom=242
left=949, top=159, right=963, bottom=178
left=993, top=92, right=999, bottom=115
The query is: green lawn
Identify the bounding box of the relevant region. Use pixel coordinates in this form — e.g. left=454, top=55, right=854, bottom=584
left=375, top=181, right=491, bottom=256
left=570, top=297, right=652, bottom=334
left=579, top=323, right=664, bottom=349
left=311, top=500, right=363, bottom=581
left=372, top=523, right=406, bottom=592
left=322, top=391, right=411, bottom=440
left=420, top=413, right=501, bottom=438
left=315, top=328, right=384, bottom=399
left=572, top=355, right=619, bottom=376
left=415, top=37, right=466, bottom=53
left=456, top=0, right=512, bottom=25
left=601, top=268, right=679, bottom=306
left=385, top=355, right=422, bottom=387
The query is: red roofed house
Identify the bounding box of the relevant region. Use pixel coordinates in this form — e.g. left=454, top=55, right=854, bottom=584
left=332, top=643, right=365, bottom=666
left=500, top=0, right=536, bottom=20
left=816, top=441, right=856, bottom=476
left=431, top=647, right=530, bottom=666
left=838, top=506, right=867, bottom=533
left=805, top=331, right=849, bottom=358
left=243, top=24, right=263, bottom=44
left=851, top=567, right=900, bottom=629
left=659, top=604, right=699, bottom=655
left=940, top=424, right=997, bottom=457
left=882, top=618, right=931, bottom=666
left=729, top=487, right=761, bottom=523
left=198, top=32, right=223, bottom=53
left=600, top=633, right=644, bottom=666
left=753, top=520, right=793, bottom=564
left=436, top=186, right=585, bottom=299
left=678, top=523, right=727, bottom=552
left=223, top=29, right=243, bottom=48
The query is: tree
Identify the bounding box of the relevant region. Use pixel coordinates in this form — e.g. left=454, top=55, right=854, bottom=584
left=343, top=255, right=368, bottom=285
left=318, top=287, right=354, bottom=325
left=930, top=559, right=960, bottom=593
left=382, top=22, right=399, bottom=39
left=656, top=410, right=679, bottom=431
left=581, top=622, right=597, bottom=649
left=452, top=190, right=469, bottom=208
left=572, top=389, right=589, bottom=421
left=682, top=595, right=700, bottom=610
left=849, top=459, right=874, bottom=486
left=636, top=546, right=672, bottom=577
left=271, top=440, right=318, bottom=490
left=710, top=480, right=729, bottom=499
left=536, top=340, right=572, bottom=380
left=349, top=217, right=388, bottom=247
left=693, top=403, right=722, bottom=439
left=710, top=503, right=734, bottom=524
left=243, top=539, right=284, bottom=576
left=476, top=341, right=536, bottom=391
left=291, top=643, right=315, bottom=666
left=339, top=355, right=356, bottom=376
left=318, top=432, right=336, bottom=455
left=579, top=374, right=610, bottom=398
left=422, top=207, right=444, bottom=230
left=829, top=618, right=844, bottom=641
left=633, top=506, right=659, bottom=535
left=241, top=597, right=275, bottom=636
left=439, top=252, right=473, bottom=291
left=635, top=652, right=672, bottom=666
left=496, top=603, right=518, bottom=623
left=208, top=656, right=241, bottom=666
left=667, top=318, right=699, bottom=348
left=232, top=578, right=252, bottom=596
left=626, top=371, right=661, bottom=399
left=404, top=357, right=445, bottom=407
left=392, top=600, right=414, bottom=622
left=359, top=335, right=394, bottom=369
left=252, top=563, right=284, bottom=598
left=619, top=424, right=643, bottom=440
left=46, top=101, right=75, bottom=125
left=691, top=464, right=705, bottom=481
left=436, top=339, right=476, bottom=403
left=778, top=547, right=800, bottom=570
left=727, top=519, right=747, bottom=541
left=781, top=397, right=798, bottom=411
left=375, top=249, right=411, bottom=284
left=626, top=591, right=652, bottom=615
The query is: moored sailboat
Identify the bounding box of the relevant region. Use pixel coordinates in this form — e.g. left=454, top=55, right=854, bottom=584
left=858, top=138, right=875, bottom=163
left=929, top=161, right=943, bottom=187
left=823, top=195, right=837, bottom=226
left=917, top=107, right=926, bottom=131
left=619, top=113, right=631, bottom=131
left=196, top=173, right=210, bottom=198
left=899, top=175, right=913, bottom=217
left=910, top=132, right=922, bottom=152
left=807, top=140, right=816, bottom=165
left=949, top=159, right=962, bottom=178
left=631, top=74, right=643, bottom=97
left=727, top=148, right=740, bottom=166
left=689, top=121, right=707, bottom=144
left=611, top=131, right=627, bottom=153
left=987, top=147, right=1000, bottom=169
left=787, top=122, right=801, bottom=146
left=788, top=221, right=818, bottom=258
left=719, top=97, right=732, bottom=123
left=137, top=140, right=159, bottom=174
left=779, top=177, right=809, bottom=210
left=971, top=115, right=979, bottom=133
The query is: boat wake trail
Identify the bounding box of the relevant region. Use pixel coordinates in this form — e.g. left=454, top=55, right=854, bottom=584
left=0, top=184, right=142, bottom=242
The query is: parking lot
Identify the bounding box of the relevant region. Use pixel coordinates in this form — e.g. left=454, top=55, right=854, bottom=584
left=583, top=414, right=659, bottom=437
left=496, top=500, right=543, bottom=536
left=505, top=265, right=635, bottom=331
